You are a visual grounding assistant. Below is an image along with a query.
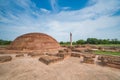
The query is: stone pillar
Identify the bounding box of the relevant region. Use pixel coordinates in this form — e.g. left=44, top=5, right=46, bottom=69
left=70, top=32, right=72, bottom=46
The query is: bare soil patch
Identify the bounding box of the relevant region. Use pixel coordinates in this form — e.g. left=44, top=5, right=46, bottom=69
left=0, top=55, right=120, bottom=80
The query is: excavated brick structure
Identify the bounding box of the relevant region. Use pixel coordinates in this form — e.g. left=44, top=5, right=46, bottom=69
left=8, top=33, right=60, bottom=53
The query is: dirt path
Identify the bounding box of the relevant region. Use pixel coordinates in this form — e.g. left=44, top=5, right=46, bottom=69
left=0, top=56, right=120, bottom=80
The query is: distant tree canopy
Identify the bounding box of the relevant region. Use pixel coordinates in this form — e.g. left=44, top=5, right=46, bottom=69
left=60, top=38, right=120, bottom=45
left=0, top=39, right=12, bottom=45
left=1, top=38, right=120, bottom=45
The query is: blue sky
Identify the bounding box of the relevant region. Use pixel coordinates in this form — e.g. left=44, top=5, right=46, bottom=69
left=0, top=0, right=120, bottom=41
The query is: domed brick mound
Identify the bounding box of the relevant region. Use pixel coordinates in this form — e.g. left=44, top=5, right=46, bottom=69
left=8, top=33, right=60, bottom=53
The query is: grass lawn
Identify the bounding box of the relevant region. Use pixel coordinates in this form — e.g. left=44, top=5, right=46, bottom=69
left=96, top=44, right=120, bottom=47
left=94, top=50, right=120, bottom=56
left=0, top=45, right=9, bottom=48
left=60, top=44, right=120, bottom=47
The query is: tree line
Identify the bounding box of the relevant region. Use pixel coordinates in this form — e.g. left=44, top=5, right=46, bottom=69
left=0, top=39, right=12, bottom=45
left=0, top=38, right=120, bottom=45
left=60, top=38, right=120, bottom=45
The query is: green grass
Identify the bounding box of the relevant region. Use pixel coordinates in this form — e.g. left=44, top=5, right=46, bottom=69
left=0, top=45, right=9, bottom=48
left=96, top=44, right=120, bottom=47
left=60, top=44, right=120, bottom=47
left=94, top=50, right=120, bottom=56
left=60, top=44, right=77, bottom=46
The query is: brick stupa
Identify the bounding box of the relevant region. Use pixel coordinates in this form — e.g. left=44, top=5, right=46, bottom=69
left=8, top=33, right=60, bottom=53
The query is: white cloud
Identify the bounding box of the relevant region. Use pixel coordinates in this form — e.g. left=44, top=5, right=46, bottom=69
left=40, top=8, right=51, bottom=14
left=61, top=7, right=71, bottom=10
left=50, top=0, right=59, bottom=12
left=45, top=0, right=120, bottom=41
left=43, top=16, right=120, bottom=41
left=55, top=0, right=120, bottom=21
left=0, top=0, right=120, bottom=41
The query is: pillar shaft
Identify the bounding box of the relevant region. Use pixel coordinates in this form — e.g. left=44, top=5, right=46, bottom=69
left=70, top=32, right=72, bottom=46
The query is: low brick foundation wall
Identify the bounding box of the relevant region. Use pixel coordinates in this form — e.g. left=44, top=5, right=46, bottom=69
left=71, top=53, right=81, bottom=58
left=28, top=52, right=44, bottom=57
left=0, top=56, right=12, bottom=63
left=16, top=54, right=24, bottom=57
left=56, top=53, right=71, bottom=59
left=82, top=56, right=94, bottom=64
left=39, top=55, right=63, bottom=65
left=98, top=55, right=120, bottom=69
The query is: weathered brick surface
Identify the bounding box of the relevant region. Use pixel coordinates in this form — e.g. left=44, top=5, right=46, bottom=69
left=71, top=53, right=81, bottom=58
left=0, top=56, right=12, bottom=63
left=28, top=52, right=44, bottom=57
left=0, top=51, right=5, bottom=54
left=58, top=50, right=64, bottom=53
left=72, top=48, right=92, bottom=53
left=8, top=33, right=60, bottom=53
left=81, top=54, right=96, bottom=58
left=56, top=53, right=71, bottom=59
left=16, top=54, right=24, bottom=57
left=80, top=54, right=95, bottom=64
left=46, top=53, right=57, bottom=56
left=59, top=48, right=71, bottom=53
left=82, top=56, right=94, bottom=64
left=98, top=55, right=120, bottom=69
left=39, top=55, right=63, bottom=65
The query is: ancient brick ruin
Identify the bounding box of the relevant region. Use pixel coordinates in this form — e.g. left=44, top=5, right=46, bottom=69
left=39, top=55, right=63, bottom=65
left=8, top=33, right=60, bottom=53
left=0, top=56, right=12, bottom=63
left=0, top=33, right=119, bottom=69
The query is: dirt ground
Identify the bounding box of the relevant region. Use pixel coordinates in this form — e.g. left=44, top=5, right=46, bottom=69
left=0, top=54, right=120, bottom=80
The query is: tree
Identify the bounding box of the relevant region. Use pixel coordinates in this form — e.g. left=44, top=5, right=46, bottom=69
left=76, top=40, right=85, bottom=44
left=60, top=41, right=64, bottom=45
left=86, top=38, right=99, bottom=44
left=0, top=39, right=12, bottom=45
